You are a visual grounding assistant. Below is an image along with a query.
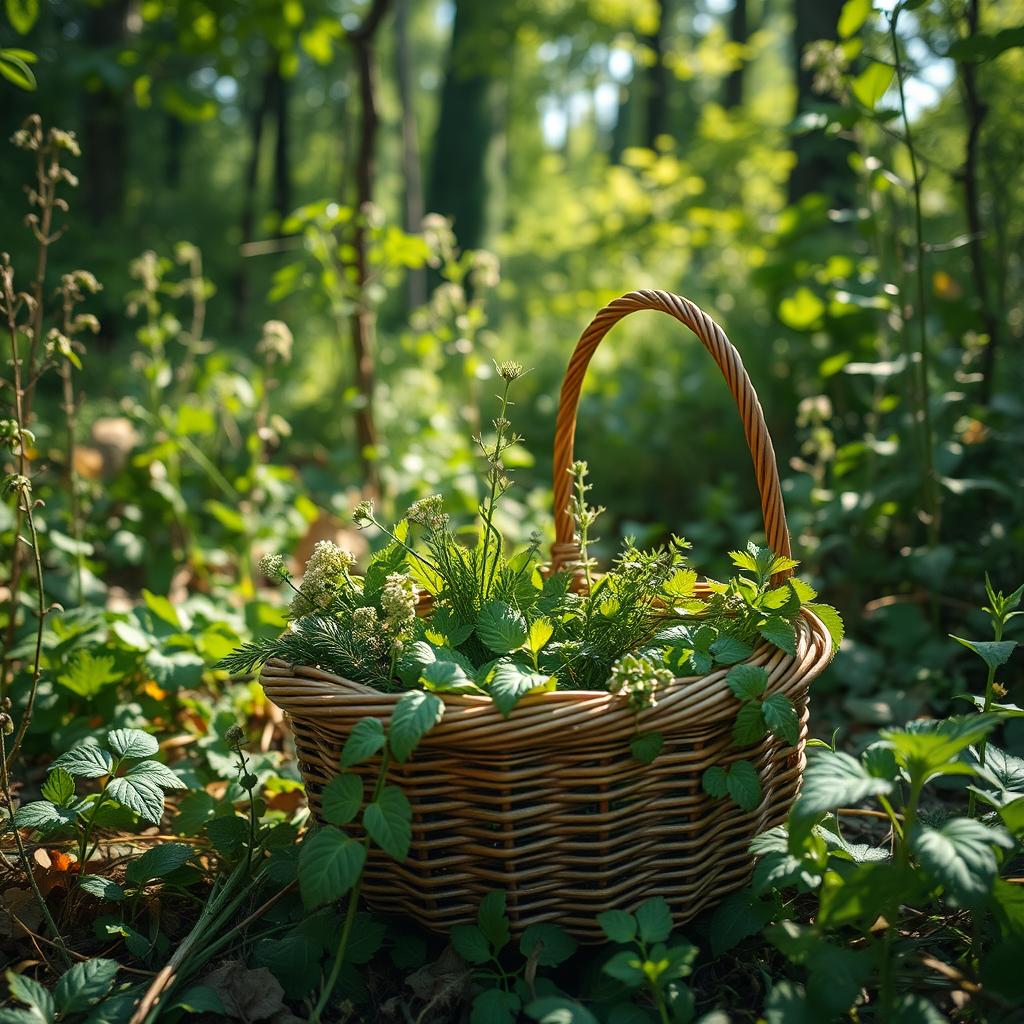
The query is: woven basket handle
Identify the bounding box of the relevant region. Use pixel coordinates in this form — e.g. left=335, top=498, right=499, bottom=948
left=550, top=289, right=792, bottom=579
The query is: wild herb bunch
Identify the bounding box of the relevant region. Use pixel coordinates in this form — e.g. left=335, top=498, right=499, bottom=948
left=222, top=365, right=842, bottom=722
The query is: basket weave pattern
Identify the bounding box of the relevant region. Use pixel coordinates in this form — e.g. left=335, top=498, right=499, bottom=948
left=261, top=290, right=834, bottom=940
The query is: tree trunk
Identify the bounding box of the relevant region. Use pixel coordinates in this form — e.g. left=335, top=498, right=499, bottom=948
left=427, top=0, right=496, bottom=252
left=82, top=1, right=129, bottom=224
left=643, top=0, right=670, bottom=147
left=958, top=0, right=999, bottom=403
left=272, top=65, right=292, bottom=221
left=394, top=0, right=426, bottom=311
left=230, top=64, right=275, bottom=332
left=348, top=0, right=391, bottom=496
left=724, top=0, right=748, bottom=109
left=788, top=0, right=854, bottom=204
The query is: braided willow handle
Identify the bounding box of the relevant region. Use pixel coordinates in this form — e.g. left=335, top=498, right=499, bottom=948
left=550, top=289, right=792, bottom=577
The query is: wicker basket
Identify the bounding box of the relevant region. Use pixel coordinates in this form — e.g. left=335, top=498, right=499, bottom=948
left=261, top=289, right=834, bottom=941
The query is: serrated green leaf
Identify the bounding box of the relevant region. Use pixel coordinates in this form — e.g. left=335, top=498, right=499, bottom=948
left=487, top=660, right=556, bottom=717
left=450, top=924, right=491, bottom=964
left=527, top=617, right=554, bottom=654
left=597, top=909, right=636, bottom=944
left=726, top=663, right=768, bottom=700
left=710, top=635, right=753, bottom=665
left=420, top=660, right=483, bottom=694
left=321, top=774, right=363, bottom=826
left=124, top=759, right=186, bottom=790
left=107, top=776, right=165, bottom=824
left=760, top=617, right=797, bottom=656
left=389, top=690, right=444, bottom=763
left=794, top=750, right=893, bottom=822
left=630, top=731, right=663, bottom=764
left=205, top=815, right=249, bottom=858
left=52, top=744, right=113, bottom=779
left=341, top=718, right=386, bottom=767
left=363, top=785, right=412, bottom=860
left=726, top=760, right=762, bottom=810
left=476, top=601, right=529, bottom=654
left=709, top=888, right=776, bottom=955
left=520, top=923, right=577, bottom=966
left=124, top=843, right=191, bottom=885
left=471, top=988, right=520, bottom=1024
left=13, top=801, right=76, bottom=832
left=40, top=768, right=74, bottom=807
left=911, top=817, right=1014, bottom=908
left=762, top=694, right=799, bottom=746
left=56, top=651, right=120, bottom=698
left=477, top=891, right=509, bottom=951
left=950, top=635, right=1017, bottom=671
left=79, top=875, right=125, bottom=902
left=298, top=827, right=366, bottom=907
left=602, top=949, right=645, bottom=985
left=634, top=896, right=673, bottom=943
left=882, top=715, right=1000, bottom=779
left=5, top=969, right=53, bottom=1023
left=702, top=766, right=729, bottom=798
left=807, top=603, right=844, bottom=651
left=53, top=958, right=118, bottom=1015
left=107, top=729, right=159, bottom=760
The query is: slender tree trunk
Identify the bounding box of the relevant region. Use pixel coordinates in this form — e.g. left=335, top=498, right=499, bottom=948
left=643, top=0, right=670, bottom=147
left=788, top=0, right=854, bottom=204
left=272, top=66, right=292, bottom=221
left=724, top=0, right=748, bottom=109
left=82, top=1, right=129, bottom=224
left=348, top=0, right=391, bottom=496
left=230, top=64, right=276, bottom=332
left=958, top=0, right=999, bottom=403
left=394, top=0, right=426, bottom=310
left=428, top=0, right=496, bottom=252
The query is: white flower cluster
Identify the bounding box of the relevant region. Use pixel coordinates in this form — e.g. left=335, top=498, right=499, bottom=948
left=381, top=573, right=417, bottom=645
left=406, top=494, right=448, bottom=532
left=607, top=654, right=674, bottom=711
left=257, top=553, right=287, bottom=579
left=290, top=541, right=355, bottom=617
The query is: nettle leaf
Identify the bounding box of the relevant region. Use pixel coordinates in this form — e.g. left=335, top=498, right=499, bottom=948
left=882, top=715, right=1000, bottom=778
left=476, top=602, right=529, bottom=654
left=13, top=800, right=76, bottom=832
left=807, top=603, right=844, bottom=651
left=520, top=923, right=577, bottom=967
left=630, top=731, right=663, bottom=764
left=663, top=568, right=697, bottom=599
left=759, top=617, right=797, bottom=656
left=56, top=651, right=120, bottom=698
left=298, top=827, right=366, bottom=908
left=794, top=750, right=893, bottom=822
left=527, top=617, right=554, bottom=654
left=597, top=909, right=636, bottom=944
left=321, top=774, right=363, bottom=826
left=911, top=818, right=1014, bottom=908
left=726, top=664, right=768, bottom=701
left=420, top=660, right=484, bottom=695
left=478, top=891, right=510, bottom=951
left=395, top=641, right=436, bottom=687
left=705, top=762, right=763, bottom=809
left=107, top=776, right=165, bottom=824
left=40, top=768, right=75, bottom=807
left=762, top=694, right=799, bottom=746
left=124, top=760, right=186, bottom=791
left=79, top=875, right=126, bottom=902
left=363, top=785, right=412, bottom=861
left=107, top=729, right=159, bottom=760
left=733, top=703, right=767, bottom=746
left=124, top=843, right=191, bottom=886
left=389, top=691, right=444, bottom=764
left=6, top=969, right=55, bottom=1022
left=818, top=861, right=920, bottom=928
left=710, top=635, right=753, bottom=665
left=950, top=635, right=1017, bottom=671
left=634, top=896, right=673, bottom=943
left=53, top=958, right=118, bottom=1014
left=487, top=661, right=556, bottom=717
left=52, top=743, right=113, bottom=779
left=341, top=718, right=385, bottom=767
left=450, top=924, right=491, bottom=964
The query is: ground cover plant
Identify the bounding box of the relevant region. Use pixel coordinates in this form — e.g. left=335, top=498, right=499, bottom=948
left=2, top=0, right=1024, bottom=1020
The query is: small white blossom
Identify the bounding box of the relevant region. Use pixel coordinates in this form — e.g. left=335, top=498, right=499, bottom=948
left=381, top=573, right=416, bottom=640
left=406, top=494, right=448, bottom=532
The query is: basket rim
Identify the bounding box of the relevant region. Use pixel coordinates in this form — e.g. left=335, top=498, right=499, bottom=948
left=260, top=607, right=833, bottom=743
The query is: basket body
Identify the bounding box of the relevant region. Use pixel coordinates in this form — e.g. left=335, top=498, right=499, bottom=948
left=261, top=610, right=832, bottom=941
